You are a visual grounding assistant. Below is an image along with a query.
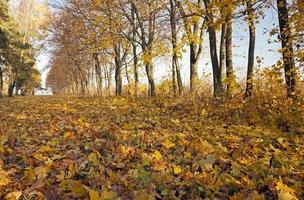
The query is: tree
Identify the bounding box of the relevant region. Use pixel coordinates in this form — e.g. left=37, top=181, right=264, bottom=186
left=245, top=0, right=256, bottom=97
left=225, top=3, right=234, bottom=95
left=204, top=0, right=223, bottom=96
left=277, top=0, right=296, bottom=97
left=175, top=0, right=205, bottom=92
left=169, top=0, right=183, bottom=96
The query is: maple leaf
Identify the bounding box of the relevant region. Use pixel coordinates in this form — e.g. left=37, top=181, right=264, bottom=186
left=162, top=139, right=175, bottom=149
left=152, top=150, right=162, bottom=161
left=4, top=191, right=23, bottom=200
left=173, top=166, right=182, bottom=175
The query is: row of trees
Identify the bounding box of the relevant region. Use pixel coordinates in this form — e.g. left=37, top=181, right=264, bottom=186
left=0, top=0, right=48, bottom=97
left=46, top=0, right=303, bottom=97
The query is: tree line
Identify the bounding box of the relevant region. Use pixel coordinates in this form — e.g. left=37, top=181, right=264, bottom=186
left=44, top=0, right=303, bottom=98
left=0, top=0, right=48, bottom=97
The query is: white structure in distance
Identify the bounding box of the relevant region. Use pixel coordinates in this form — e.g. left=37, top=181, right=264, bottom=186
left=34, top=87, right=53, bottom=96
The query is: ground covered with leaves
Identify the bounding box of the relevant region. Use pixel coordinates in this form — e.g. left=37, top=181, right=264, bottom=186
left=0, top=96, right=303, bottom=200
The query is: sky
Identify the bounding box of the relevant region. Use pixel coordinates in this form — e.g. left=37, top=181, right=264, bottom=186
left=35, top=0, right=282, bottom=87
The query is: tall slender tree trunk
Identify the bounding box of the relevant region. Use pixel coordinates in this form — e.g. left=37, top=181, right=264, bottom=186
left=172, top=59, right=177, bottom=96
left=190, top=42, right=199, bottom=92
left=277, top=0, right=296, bottom=97
left=170, top=0, right=182, bottom=96
left=133, top=43, right=139, bottom=96
left=175, top=0, right=202, bottom=93
left=93, top=53, right=102, bottom=95
left=80, top=79, right=85, bottom=95
left=108, top=64, right=113, bottom=96
left=114, top=44, right=123, bottom=96
left=0, top=68, right=3, bottom=98
left=245, top=0, right=256, bottom=97
left=15, top=81, right=20, bottom=96
left=204, top=0, right=222, bottom=96
left=220, top=21, right=227, bottom=85
left=146, top=62, right=156, bottom=97
left=131, top=6, right=139, bottom=96
left=125, top=63, right=131, bottom=95
left=8, top=79, right=15, bottom=97
left=225, top=10, right=234, bottom=95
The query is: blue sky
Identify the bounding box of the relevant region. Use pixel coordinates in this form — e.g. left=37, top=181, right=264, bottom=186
left=36, top=1, right=282, bottom=86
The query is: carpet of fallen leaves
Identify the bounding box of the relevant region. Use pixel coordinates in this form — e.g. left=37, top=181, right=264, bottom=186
left=0, top=96, right=303, bottom=200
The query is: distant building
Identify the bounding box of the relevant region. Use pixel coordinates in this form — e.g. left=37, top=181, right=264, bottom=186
left=34, top=87, right=53, bottom=96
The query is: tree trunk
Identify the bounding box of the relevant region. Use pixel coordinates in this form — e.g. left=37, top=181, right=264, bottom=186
left=80, top=79, right=85, bottom=95
left=220, top=22, right=227, bottom=85
left=8, top=79, right=15, bottom=97
left=0, top=68, right=3, bottom=98
left=114, top=44, right=123, bottom=96
left=15, top=80, right=20, bottom=96
left=175, top=0, right=202, bottom=93
left=225, top=10, right=234, bottom=95
left=245, top=0, right=256, bottom=97
left=145, top=62, right=156, bottom=97
left=176, top=62, right=183, bottom=95
left=204, top=0, right=222, bottom=96
left=125, top=62, right=131, bottom=95
left=131, top=6, right=139, bottom=96
left=93, top=53, right=102, bottom=95
left=277, top=0, right=296, bottom=97
left=108, top=64, right=113, bottom=96
left=172, top=58, right=177, bottom=96
left=170, top=0, right=182, bottom=96
left=133, top=43, right=139, bottom=96
left=190, top=42, right=199, bottom=92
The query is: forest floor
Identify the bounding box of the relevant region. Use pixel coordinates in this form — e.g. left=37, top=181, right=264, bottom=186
left=0, top=96, right=303, bottom=200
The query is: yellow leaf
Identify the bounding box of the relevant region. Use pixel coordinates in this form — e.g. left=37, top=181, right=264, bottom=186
left=152, top=150, right=162, bottom=161
left=100, top=189, right=117, bottom=200
left=162, top=139, right=175, bottom=149
left=277, top=138, right=289, bottom=148
left=70, top=181, right=86, bottom=197
left=88, top=153, right=99, bottom=166
left=276, top=180, right=296, bottom=194
left=276, top=180, right=298, bottom=200
left=0, top=143, right=5, bottom=153
left=4, top=191, right=23, bottom=200
left=89, top=189, right=100, bottom=200
left=134, top=191, right=154, bottom=200
left=34, top=166, right=49, bottom=180
left=278, top=190, right=298, bottom=200
left=0, top=170, right=10, bottom=186
left=173, top=166, right=182, bottom=175
left=37, top=145, right=53, bottom=153
left=64, top=131, right=74, bottom=140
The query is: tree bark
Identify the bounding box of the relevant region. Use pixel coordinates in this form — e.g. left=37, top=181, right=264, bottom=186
left=190, top=42, right=199, bottom=92
left=172, top=58, right=177, bottom=96
left=8, top=79, right=15, bottom=97
left=132, top=2, right=156, bottom=97
left=114, top=44, right=123, bottom=96
left=146, top=62, right=156, bottom=97
left=220, top=22, right=227, bottom=85
left=170, top=0, right=182, bottom=96
left=175, top=0, right=203, bottom=93
left=245, top=0, right=256, bottom=97
left=225, top=10, right=234, bottom=95
left=277, top=0, right=296, bottom=97
left=131, top=5, right=139, bottom=96
left=93, top=53, right=102, bottom=95
left=108, top=64, right=113, bottom=96
left=204, top=0, right=222, bottom=96
left=0, top=68, right=3, bottom=98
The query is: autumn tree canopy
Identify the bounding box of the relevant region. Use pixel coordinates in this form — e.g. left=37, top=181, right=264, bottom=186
left=45, top=0, right=304, bottom=98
